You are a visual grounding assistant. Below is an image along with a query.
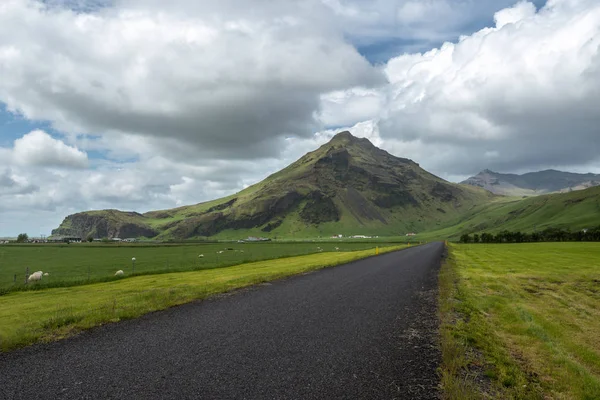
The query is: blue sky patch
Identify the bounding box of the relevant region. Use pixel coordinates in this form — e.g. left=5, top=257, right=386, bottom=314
left=0, top=105, right=56, bottom=147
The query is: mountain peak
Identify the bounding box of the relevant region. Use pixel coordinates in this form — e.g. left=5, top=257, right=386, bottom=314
left=323, top=131, right=381, bottom=157
left=328, top=131, right=372, bottom=146
left=308, top=130, right=419, bottom=168
left=331, top=130, right=355, bottom=141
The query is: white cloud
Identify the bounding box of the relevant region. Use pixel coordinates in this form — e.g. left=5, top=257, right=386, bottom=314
left=12, top=130, right=88, bottom=168
left=305, top=0, right=600, bottom=178
left=373, top=0, right=600, bottom=175
left=0, top=169, right=38, bottom=196
left=494, top=1, right=537, bottom=28
left=396, top=1, right=454, bottom=25
left=0, top=0, right=382, bottom=161
left=321, top=0, right=546, bottom=56
left=318, top=88, right=385, bottom=127
left=0, top=130, right=294, bottom=235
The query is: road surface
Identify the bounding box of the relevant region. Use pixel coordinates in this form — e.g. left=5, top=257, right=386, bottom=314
left=0, top=242, right=444, bottom=400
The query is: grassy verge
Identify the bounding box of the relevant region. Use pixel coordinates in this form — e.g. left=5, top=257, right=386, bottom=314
left=0, top=245, right=404, bottom=352
left=440, top=243, right=600, bottom=399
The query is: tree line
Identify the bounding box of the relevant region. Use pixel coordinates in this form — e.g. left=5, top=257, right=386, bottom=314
left=459, top=226, right=600, bottom=244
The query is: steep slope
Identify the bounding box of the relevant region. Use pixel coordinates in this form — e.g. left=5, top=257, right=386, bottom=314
left=422, top=185, right=600, bottom=240
left=462, top=169, right=600, bottom=196
left=52, top=132, right=493, bottom=239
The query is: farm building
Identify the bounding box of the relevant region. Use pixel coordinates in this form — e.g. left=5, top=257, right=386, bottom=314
left=48, top=236, right=83, bottom=243
left=245, top=237, right=271, bottom=242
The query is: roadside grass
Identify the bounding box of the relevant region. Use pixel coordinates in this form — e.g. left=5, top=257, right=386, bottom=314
left=0, top=241, right=400, bottom=292
left=440, top=242, right=600, bottom=399
left=0, top=245, right=404, bottom=352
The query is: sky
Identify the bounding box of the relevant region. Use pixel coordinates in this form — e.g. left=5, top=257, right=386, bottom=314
left=1, top=0, right=599, bottom=236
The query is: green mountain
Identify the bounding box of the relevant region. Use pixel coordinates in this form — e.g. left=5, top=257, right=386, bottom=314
left=423, top=185, right=600, bottom=240
left=52, top=131, right=493, bottom=240
left=462, top=169, right=600, bottom=196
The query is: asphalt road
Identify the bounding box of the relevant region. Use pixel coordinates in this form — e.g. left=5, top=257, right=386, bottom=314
left=0, top=242, right=443, bottom=400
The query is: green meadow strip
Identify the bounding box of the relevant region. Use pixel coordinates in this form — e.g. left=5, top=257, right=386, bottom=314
left=0, top=241, right=403, bottom=293
left=440, top=243, right=600, bottom=399
left=0, top=246, right=404, bottom=352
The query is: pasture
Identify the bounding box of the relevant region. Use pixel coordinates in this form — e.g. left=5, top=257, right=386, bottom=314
left=0, top=244, right=405, bottom=351
left=441, top=243, right=600, bottom=399
left=0, top=241, right=397, bottom=292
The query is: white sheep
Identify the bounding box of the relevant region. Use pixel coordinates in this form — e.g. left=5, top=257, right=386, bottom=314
left=335, top=247, right=340, bottom=251
left=217, top=251, right=224, bottom=254
left=43, top=272, right=49, bottom=277
left=27, top=271, right=43, bottom=282
left=198, top=254, right=204, bottom=258
left=114, top=270, right=124, bottom=277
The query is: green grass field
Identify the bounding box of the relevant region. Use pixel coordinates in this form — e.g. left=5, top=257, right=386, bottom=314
left=0, top=241, right=401, bottom=292
left=0, top=245, right=405, bottom=352
left=440, top=243, right=600, bottom=399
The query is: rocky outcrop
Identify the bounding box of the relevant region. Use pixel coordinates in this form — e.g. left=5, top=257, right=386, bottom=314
left=299, top=192, right=340, bottom=225
left=52, top=211, right=157, bottom=239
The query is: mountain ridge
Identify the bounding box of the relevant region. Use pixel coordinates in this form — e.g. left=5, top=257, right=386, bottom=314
left=52, top=131, right=492, bottom=240
left=461, top=169, right=600, bottom=196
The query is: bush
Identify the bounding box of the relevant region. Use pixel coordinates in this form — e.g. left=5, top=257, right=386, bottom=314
left=460, top=234, right=472, bottom=243
left=462, top=226, right=600, bottom=243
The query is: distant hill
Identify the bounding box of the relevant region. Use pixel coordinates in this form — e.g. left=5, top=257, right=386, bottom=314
left=461, top=169, right=600, bottom=196
left=52, top=132, right=493, bottom=240
left=422, top=185, right=600, bottom=240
